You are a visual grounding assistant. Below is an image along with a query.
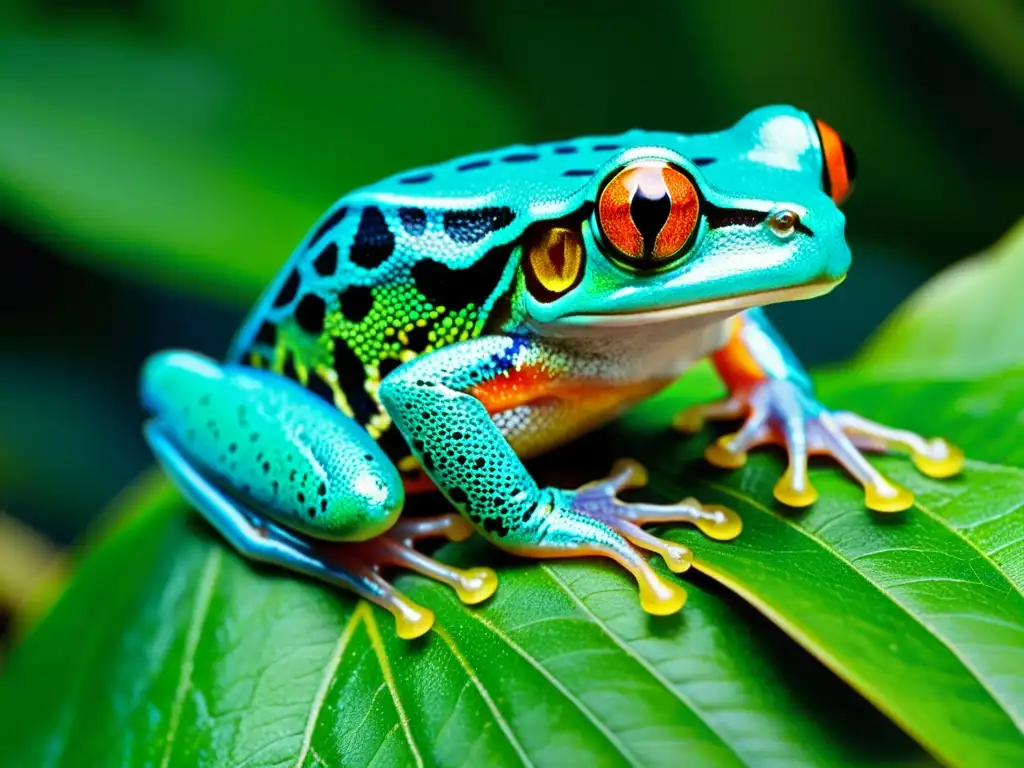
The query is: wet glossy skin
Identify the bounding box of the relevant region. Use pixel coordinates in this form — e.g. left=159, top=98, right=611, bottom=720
left=140, top=105, right=963, bottom=638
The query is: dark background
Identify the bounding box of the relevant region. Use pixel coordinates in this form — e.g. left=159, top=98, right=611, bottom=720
left=1, top=0, right=1021, bottom=553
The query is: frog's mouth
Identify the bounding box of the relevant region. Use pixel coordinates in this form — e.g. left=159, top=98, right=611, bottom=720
left=554, top=279, right=842, bottom=327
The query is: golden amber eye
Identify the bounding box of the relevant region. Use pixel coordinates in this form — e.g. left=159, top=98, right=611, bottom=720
left=525, top=226, right=584, bottom=302
left=766, top=209, right=800, bottom=237
left=597, top=161, right=700, bottom=268
left=814, top=117, right=856, bottom=205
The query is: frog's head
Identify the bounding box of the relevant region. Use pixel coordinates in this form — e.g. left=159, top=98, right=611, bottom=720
left=520, top=105, right=856, bottom=327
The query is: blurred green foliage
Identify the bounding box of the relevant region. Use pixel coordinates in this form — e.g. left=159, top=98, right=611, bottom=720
left=0, top=0, right=1021, bottom=545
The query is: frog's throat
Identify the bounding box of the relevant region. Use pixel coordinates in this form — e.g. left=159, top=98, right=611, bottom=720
left=555, top=278, right=843, bottom=327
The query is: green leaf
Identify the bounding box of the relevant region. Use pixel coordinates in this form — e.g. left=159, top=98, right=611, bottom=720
left=855, top=219, right=1024, bottom=377
left=618, top=370, right=1024, bottom=766
left=1, top=478, right=929, bottom=767
left=0, top=2, right=524, bottom=301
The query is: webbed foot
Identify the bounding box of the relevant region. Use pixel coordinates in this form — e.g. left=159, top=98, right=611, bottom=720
left=506, top=460, right=741, bottom=616
left=145, top=422, right=496, bottom=640
left=325, top=514, right=498, bottom=638
left=674, top=379, right=964, bottom=513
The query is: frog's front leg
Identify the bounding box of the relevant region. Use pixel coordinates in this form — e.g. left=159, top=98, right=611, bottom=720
left=379, top=335, right=741, bottom=615
left=140, top=351, right=496, bottom=639
left=674, top=309, right=964, bottom=512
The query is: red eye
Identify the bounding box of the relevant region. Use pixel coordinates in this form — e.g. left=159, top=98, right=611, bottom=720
left=814, top=118, right=857, bottom=205
left=597, top=161, right=700, bottom=268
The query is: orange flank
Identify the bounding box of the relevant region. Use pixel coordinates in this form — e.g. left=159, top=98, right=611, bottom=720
left=711, top=316, right=769, bottom=392
left=470, top=364, right=663, bottom=416
left=469, top=364, right=557, bottom=412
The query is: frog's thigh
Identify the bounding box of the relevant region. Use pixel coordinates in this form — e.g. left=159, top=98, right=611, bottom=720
left=140, top=350, right=403, bottom=542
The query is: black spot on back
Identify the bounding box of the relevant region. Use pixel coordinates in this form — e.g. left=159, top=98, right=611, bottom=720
left=412, top=245, right=512, bottom=310
left=593, top=143, right=620, bottom=151
left=554, top=145, right=578, bottom=155
left=378, top=357, right=402, bottom=380
left=308, top=206, right=348, bottom=248
left=501, top=152, right=539, bottom=163
left=254, top=321, right=276, bottom=346
left=398, top=207, right=427, bottom=237
left=457, top=159, right=491, bottom=171
left=295, top=294, right=326, bottom=336
left=692, top=157, right=717, bottom=166
left=340, top=285, right=374, bottom=323
left=350, top=207, right=395, bottom=269
left=442, top=207, right=515, bottom=245
left=306, top=371, right=335, bottom=405
left=406, top=324, right=430, bottom=353
left=313, top=243, right=339, bottom=276
left=333, top=340, right=376, bottom=425
left=563, top=169, right=594, bottom=177
left=399, top=172, right=433, bottom=184
left=282, top=350, right=299, bottom=382
left=272, top=270, right=300, bottom=307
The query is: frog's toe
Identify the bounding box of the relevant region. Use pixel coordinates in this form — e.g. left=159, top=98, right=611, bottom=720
left=576, top=459, right=743, bottom=543
left=673, top=395, right=747, bottom=434
left=773, top=466, right=819, bottom=508
left=834, top=411, right=965, bottom=480
left=570, top=461, right=745, bottom=612
left=814, top=413, right=916, bottom=513
left=569, top=459, right=741, bottom=587
left=911, top=440, right=965, bottom=479
left=346, top=516, right=499, bottom=610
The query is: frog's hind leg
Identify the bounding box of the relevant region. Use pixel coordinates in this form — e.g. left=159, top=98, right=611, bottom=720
left=145, top=423, right=445, bottom=638
left=140, top=350, right=497, bottom=639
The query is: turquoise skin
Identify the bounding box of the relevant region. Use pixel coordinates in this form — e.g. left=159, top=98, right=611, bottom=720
left=141, top=105, right=962, bottom=638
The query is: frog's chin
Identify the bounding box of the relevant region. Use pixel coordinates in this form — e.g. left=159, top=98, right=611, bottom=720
left=553, top=278, right=843, bottom=328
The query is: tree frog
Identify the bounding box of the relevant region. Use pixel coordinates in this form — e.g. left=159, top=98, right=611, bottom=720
left=140, top=105, right=963, bottom=638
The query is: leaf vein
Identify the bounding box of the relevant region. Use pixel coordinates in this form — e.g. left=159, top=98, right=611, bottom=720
left=456, top=593, right=641, bottom=763
left=294, top=606, right=368, bottom=768
left=158, top=548, right=222, bottom=768
left=434, top=625, right=534, bottom=767
left=542, top=565, right=746, bottom=766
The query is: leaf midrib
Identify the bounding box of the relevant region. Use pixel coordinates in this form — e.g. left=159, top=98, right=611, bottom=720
left=158, top=548, right=222, bottom=768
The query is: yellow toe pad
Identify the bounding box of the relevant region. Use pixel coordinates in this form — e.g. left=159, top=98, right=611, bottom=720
left=865, top=483, right=914, bottom=513
left=695, top=505, right=743, bottom=540
left=912, top=440, right=964, bottom=479
left=455, top=567, right=498, bottom=605
left=704, top=436, right=748, bottom=469
left=773, top=469, right=819, bottom=508
left=639, top=577, right=687, bottom=616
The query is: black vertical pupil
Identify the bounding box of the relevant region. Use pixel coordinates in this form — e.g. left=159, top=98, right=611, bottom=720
left=629, top=181, right=671, bottom=260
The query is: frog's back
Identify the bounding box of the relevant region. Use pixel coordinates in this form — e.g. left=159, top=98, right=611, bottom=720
left=227, top=128, right=718, bottom=453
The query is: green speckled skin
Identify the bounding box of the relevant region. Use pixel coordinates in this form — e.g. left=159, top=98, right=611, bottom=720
left=140, top=104, right=961, bottom=629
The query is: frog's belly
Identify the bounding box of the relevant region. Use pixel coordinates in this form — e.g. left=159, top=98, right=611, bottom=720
left=484, top=314, right=734, bottom=458
left=490, top=380, right=666, bottom=459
